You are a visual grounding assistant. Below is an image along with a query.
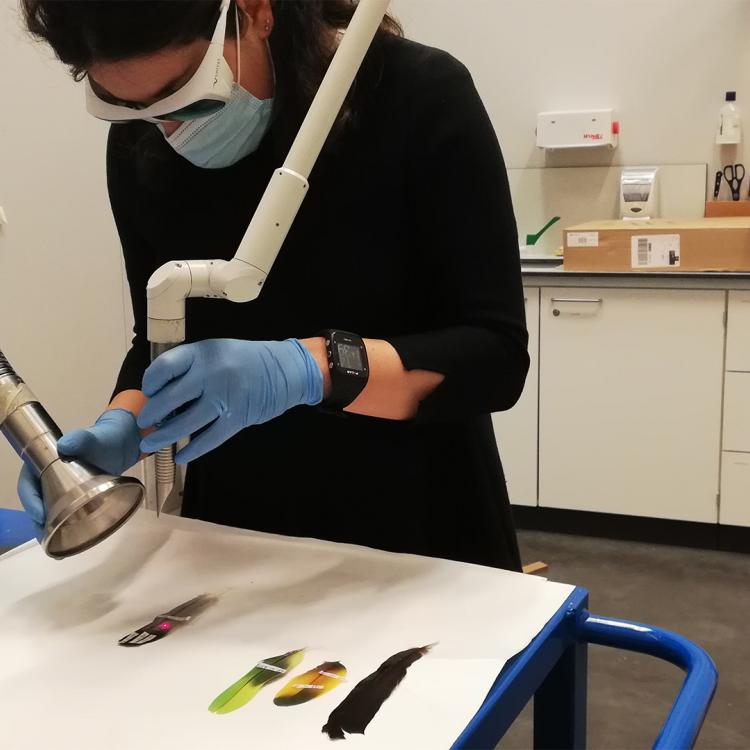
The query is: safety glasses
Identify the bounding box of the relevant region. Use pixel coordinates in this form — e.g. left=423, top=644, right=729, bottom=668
left=85, top=0, right=234, bottom=123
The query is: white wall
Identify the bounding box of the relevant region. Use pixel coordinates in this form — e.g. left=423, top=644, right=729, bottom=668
left=392, top=0, right=750, bottom=175
left=0, top=0, right=129, bottom=508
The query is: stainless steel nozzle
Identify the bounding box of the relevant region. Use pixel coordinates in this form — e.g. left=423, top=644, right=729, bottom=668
left=0, top=350, right=144, bottom=559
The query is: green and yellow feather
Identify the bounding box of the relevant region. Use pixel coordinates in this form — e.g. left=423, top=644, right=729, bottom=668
left=209, top=648, right=305, bottom=714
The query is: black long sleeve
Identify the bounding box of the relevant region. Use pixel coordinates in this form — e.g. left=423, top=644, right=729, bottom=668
left=388, top=50, right=528, bottom=422
left=104, top=34, right=525, bottom=570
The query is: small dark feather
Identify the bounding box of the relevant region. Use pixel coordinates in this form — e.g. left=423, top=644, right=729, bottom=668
left=118, top=593, right=218, bottom=647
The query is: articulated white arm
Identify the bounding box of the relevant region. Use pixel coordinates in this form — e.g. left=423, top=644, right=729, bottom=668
left=146, top=0, right=391, bottom=346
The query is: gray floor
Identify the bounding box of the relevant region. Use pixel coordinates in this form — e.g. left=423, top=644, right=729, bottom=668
left=500, top=531, right=750, bottom=750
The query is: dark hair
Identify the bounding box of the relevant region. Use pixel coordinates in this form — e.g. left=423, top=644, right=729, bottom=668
left=22, top=0, right=402, bottom=144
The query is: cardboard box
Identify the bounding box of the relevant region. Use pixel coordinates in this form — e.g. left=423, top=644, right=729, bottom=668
left=705, top=201, right=750, bottom=218
left=563, top=218, right=750, bottom=272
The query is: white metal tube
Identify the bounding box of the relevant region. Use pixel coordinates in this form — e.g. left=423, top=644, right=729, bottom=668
left=283, top=0, right=391, bottom=179
left=216, top=167, right=309, bottom=300
left=145, top=0, right=391, bottom=324
left=216, top=0, right=391, bottom=299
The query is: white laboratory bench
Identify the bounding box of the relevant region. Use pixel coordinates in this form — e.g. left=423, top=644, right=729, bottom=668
left=495, top=265, right=750, bottom=552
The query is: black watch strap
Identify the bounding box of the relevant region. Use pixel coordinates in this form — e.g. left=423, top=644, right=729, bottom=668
left=317, top=330, right=369, bottom=411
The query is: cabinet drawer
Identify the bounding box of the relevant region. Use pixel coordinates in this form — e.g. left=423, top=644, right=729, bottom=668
left=727, top=292, right=750, bottom=372
left=720, top=452, right=750, bottom=527
left=723, top=372, right=750, bottom=451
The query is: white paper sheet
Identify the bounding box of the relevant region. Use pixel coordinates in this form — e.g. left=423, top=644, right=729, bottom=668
left=0, top=512, right=573, bottom=749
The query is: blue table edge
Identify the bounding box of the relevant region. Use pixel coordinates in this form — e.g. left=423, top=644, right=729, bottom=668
left=0, top=507, right=38, bottom=550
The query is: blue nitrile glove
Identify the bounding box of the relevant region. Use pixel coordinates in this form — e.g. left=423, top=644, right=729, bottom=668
left=138, top=339, right=324, bottom=464
left=57, top=409, right=142, bottom=476
left=16, top=408, right=141, bottom=533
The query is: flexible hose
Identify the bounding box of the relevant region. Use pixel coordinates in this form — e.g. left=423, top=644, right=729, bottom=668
left=150, top=342, right=178, bottom=513
left=0, top=350, right=17, bottom=379
left=155, top=446, right=175, bottom=512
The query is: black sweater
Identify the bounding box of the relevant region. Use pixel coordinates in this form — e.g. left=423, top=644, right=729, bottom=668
left=107, top=35, right=529, bottom=570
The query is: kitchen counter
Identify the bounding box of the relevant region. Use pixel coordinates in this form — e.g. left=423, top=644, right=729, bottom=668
left=521, top=264, right=750, bottom=290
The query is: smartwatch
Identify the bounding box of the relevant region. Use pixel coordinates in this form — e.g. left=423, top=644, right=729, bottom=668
left=317, top=330, right=370, bottom=410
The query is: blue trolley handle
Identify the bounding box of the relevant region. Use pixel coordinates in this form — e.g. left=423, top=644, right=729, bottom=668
left=577, top=612, right=718, bottom=750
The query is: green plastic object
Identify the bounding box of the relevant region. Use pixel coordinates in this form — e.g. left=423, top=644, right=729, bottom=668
left=526, top=216, right=561, bottom=246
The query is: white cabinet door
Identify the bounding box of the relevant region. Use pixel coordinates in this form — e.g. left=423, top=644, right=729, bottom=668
left=492, top=288, right=539, bottom=507
left=723, top=372, right=750, bottom=452
left=539, top=288, right=724, bottom=523
left=720, top=453, right=750, bottom=527
left=726, top=291, right=750, bottom=372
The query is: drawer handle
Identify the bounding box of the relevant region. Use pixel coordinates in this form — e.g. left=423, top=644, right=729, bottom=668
left=550, top=298, right=603, bottom=304
left=551, top=298, right=603, bottom=317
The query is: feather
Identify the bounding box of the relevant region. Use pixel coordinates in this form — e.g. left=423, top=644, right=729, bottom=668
left=118, top=594, right=218, bottom=647
left=209, top=648, right=305, bottom=714
left=322, top=645, right=434, bottom=740
left=273, top=661, right=347, bottom=707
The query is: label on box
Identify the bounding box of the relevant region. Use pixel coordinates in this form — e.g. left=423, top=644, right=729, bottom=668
left=631, top=234, right=681, bottom=268
left=567, top=231, right=599, bottom=248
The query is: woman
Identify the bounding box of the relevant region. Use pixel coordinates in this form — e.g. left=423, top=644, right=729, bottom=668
left=18, top=0, right=528, bottom=570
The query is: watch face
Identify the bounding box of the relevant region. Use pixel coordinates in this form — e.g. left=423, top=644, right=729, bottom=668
left=336, top=342, right=364, bottom=372
left=320, top=331, right=370, bottom=408
left=328, top=332, right=368, bottom=377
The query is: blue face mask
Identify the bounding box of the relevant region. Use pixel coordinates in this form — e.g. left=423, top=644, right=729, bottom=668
left=163, top=84, right=274, bottom=169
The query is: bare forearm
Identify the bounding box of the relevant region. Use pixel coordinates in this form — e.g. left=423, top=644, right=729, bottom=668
left=108, top=389, right=152, bottom=458
left=301, top=337, right=444, bottom=421
left=109, top=389, right=148, bottom=417
left=112, top=334, right=443, bottom=435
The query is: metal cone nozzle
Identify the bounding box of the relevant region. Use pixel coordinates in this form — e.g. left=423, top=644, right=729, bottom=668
left=42, top=458, right=143, bottom=559
left=0, top=349, right=144, bottom=559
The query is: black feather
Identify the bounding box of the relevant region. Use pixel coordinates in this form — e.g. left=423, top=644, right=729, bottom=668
left=322, top=644, right=433, bottom=740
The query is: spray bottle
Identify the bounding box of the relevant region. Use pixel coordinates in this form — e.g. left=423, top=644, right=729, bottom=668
left=717, top=91, right=742, bottom=145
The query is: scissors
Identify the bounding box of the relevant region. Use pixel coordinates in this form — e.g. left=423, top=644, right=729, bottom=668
left=724, top=164, right=746, bottom=201
left=714, top=170, right=724, bottom=200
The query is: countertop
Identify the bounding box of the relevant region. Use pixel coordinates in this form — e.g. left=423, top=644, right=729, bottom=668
left=521, top=262, right=750, bottom=289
